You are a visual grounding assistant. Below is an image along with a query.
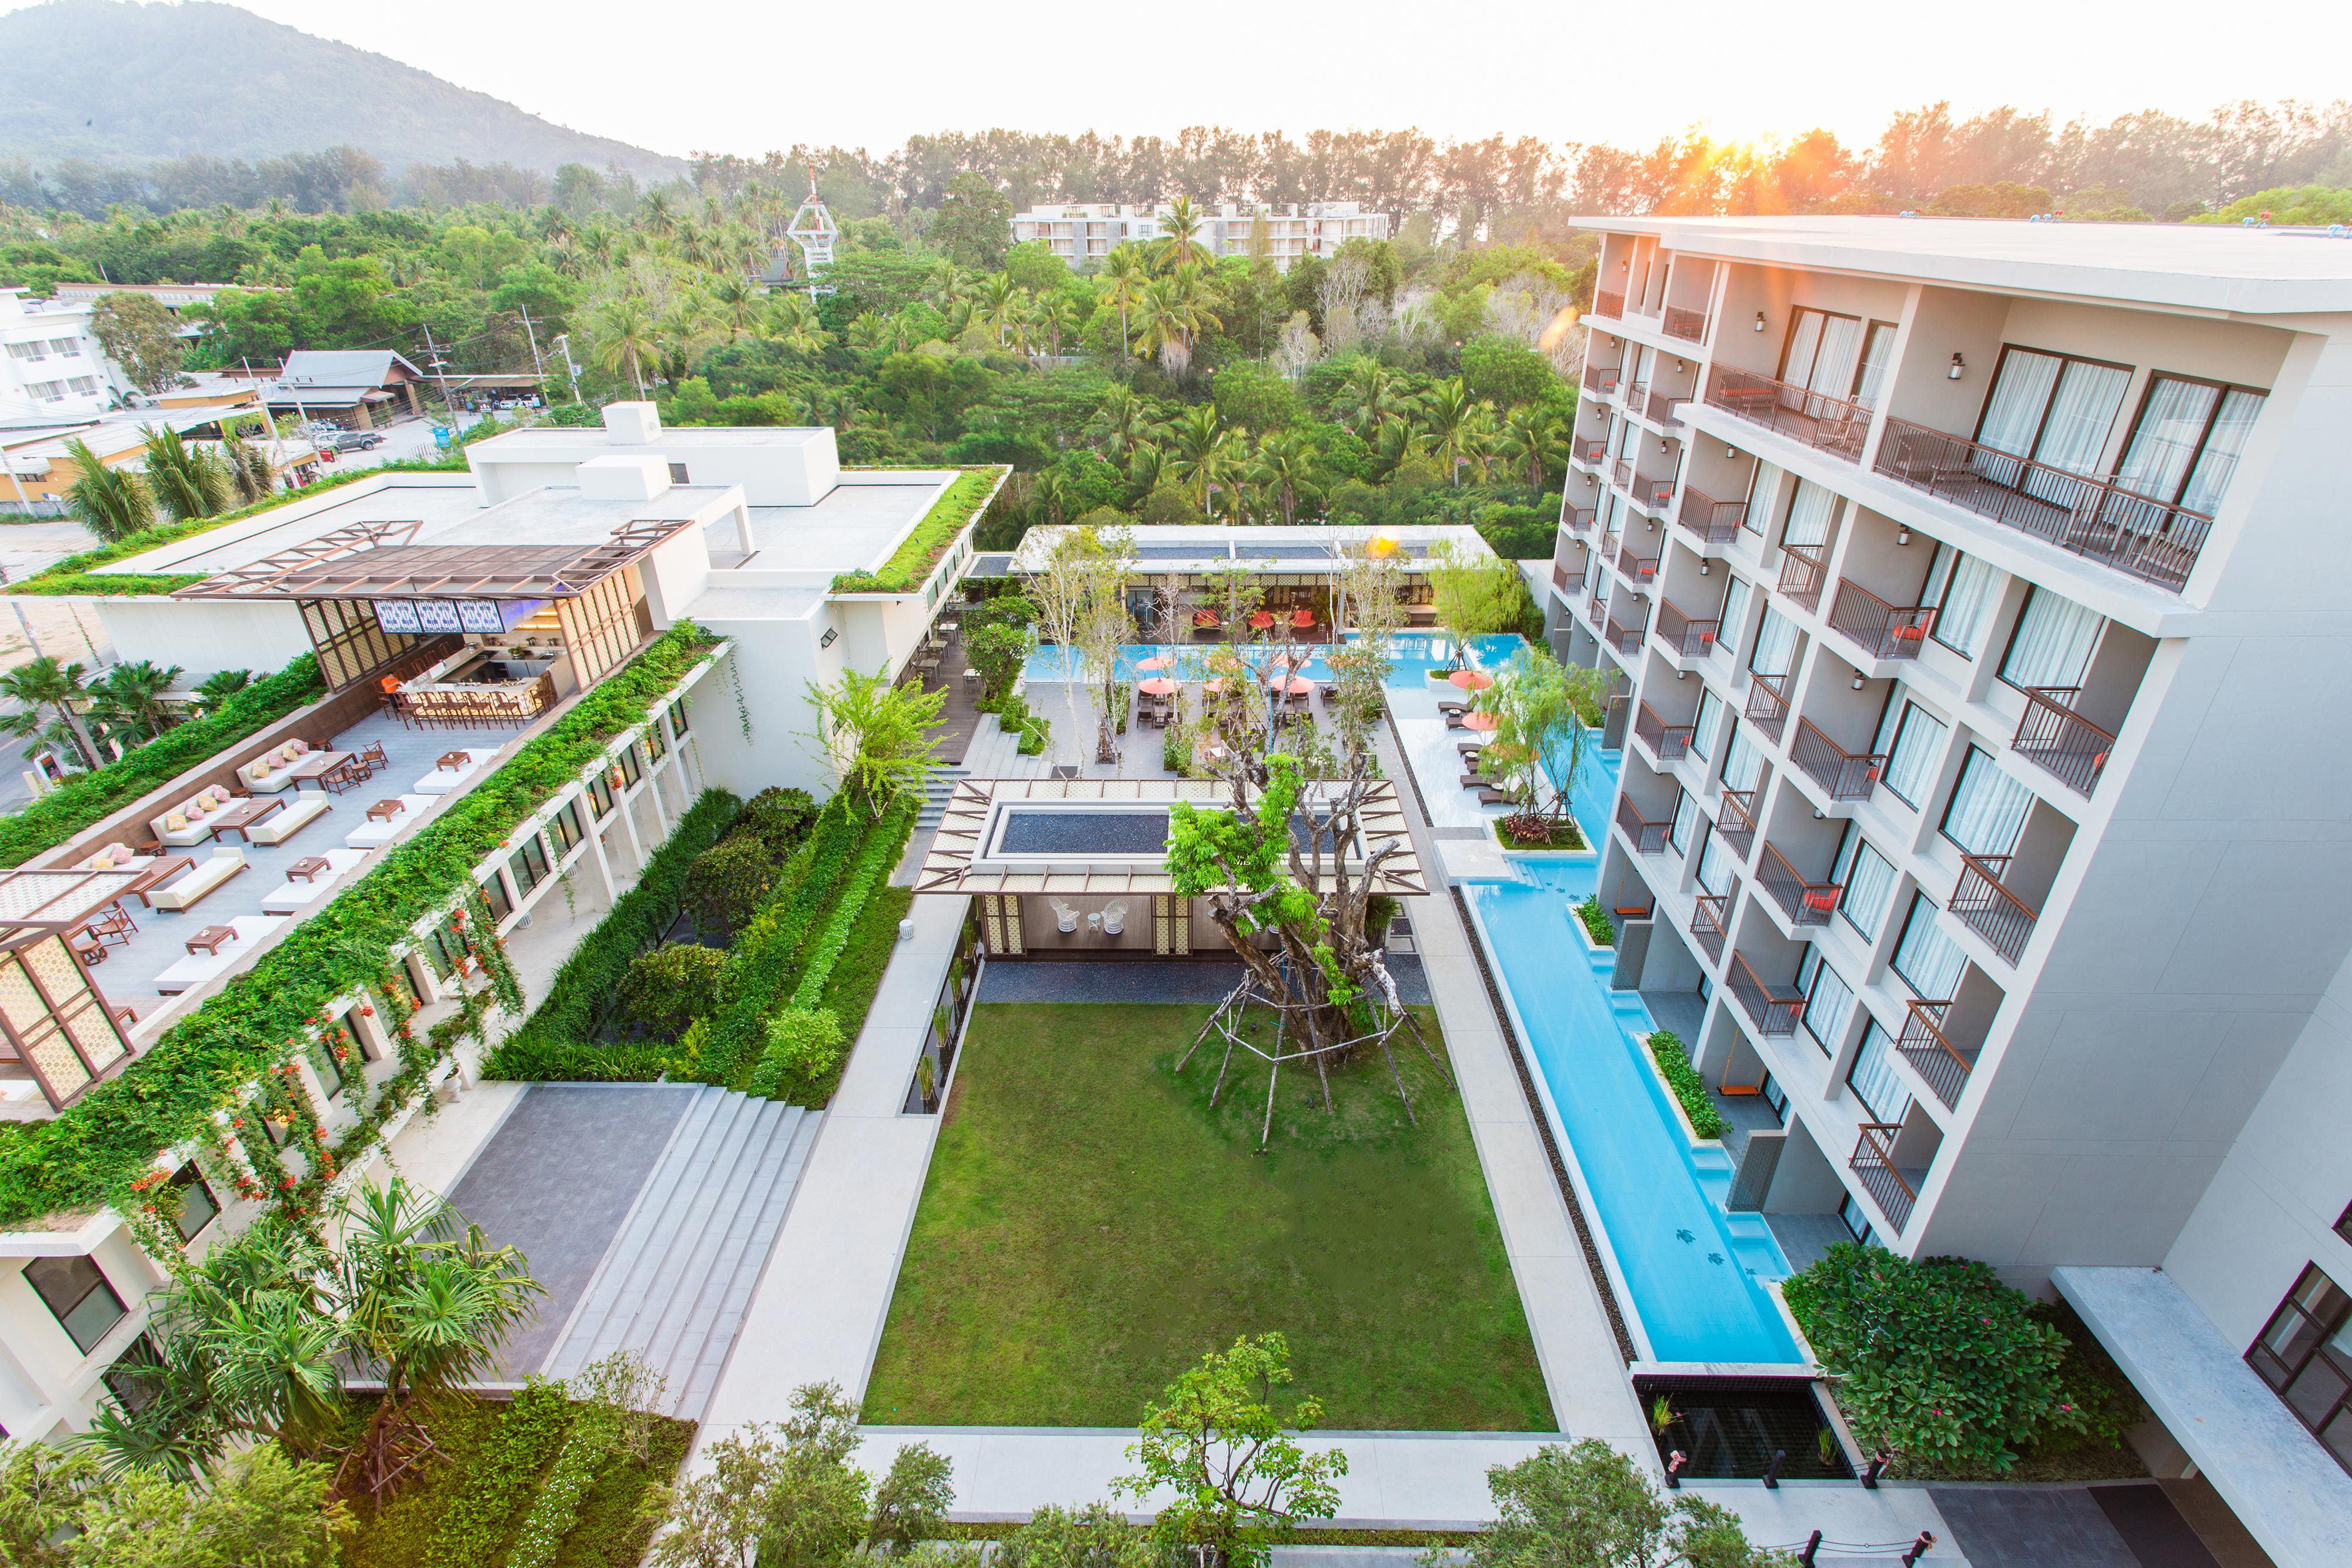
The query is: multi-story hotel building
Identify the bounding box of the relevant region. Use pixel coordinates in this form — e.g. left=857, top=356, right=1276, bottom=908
left=1009, top=200, right=1389, bottom=272
left=1552, top=216, right=2352, bottom=1559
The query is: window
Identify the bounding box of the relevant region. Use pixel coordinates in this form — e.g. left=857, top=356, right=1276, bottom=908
left=2246, top=1264, right=2352, bottom=1474
left=2000, top=587, right=2103, bottom=691
left=1715, top=576, right=1751, bottom=654
left=1919, top=544, right=2000, bottom=657
left=3, top=342, right=41, bottom=361
left=1695, top=830, right=1738, bottom=898
left=66, top=376, right=98, bottom=395
left=1780, top=480, right=1836, bottom=552
left=1838, top=1193, right=1877, bottom=1246
left=609, top=744, right=643, bottom=792
left=1799, top=948, right=1855, bottom=1057
left=1721, top=723, right=1766, bottom=794
left=103, top=1335, right=165, bottom=1416
left=1873, top=702, right=1947, bottom=810
left=478, top=872, right=514, bottom=926
left=1892, top=892, right=1967, bottom=1000
left=1740, top=466, right=1767, bottom=537
left=48, top=338, right=79, bottom=356
left=24, top=1255, right=127, bottom=1355
left=644, top=720, right=668, bottom=761
left=1846, top=1019, right=1914, bottom=1124
left=1780, top=307, right=1865, bottom=400
left=1973, top=347, right=2132, bottom=503
left=1689, top=690, right=1722, bottom=762
left=1854, top=323, right=1899, bottom=408
left=506, top=835, right=550, bottom=897
left=669, top=700, right=690, bottom=739
left=1941, top=747, right=2033, bottom=860
left=586, top=770, right=615, bottom=820
left=667, top=462, right=691, bottom=484
left=169, top=1164, right=218, bottom=1242
left=546, top=798, right=586, bottom=857
left=423, top=924, right=463, bottom=981
left=1669, top=789, right=1699, bottom=854
left=2116, top=376, right=2266, bottom=519
left=1833, top=826, right=1899, bottom=940
left=1749, top=605, right=1799, bottom=679
left=312, top=1033, right=360, bottom=1102
left=2337, top=1199, right=2352, bottom=1249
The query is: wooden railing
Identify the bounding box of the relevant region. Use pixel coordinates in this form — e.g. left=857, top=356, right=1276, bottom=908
left=1551, top=561, right=1571, bottom=591
left=1828, top=579, right=1936, bottom=660
left=1758, top=841, right=1842, bottom=927
left=1641, top=475, right=1678, bottom=510
left=1896, top=999, right=1975, bottom=1109
left=1850, top=1123, right=1916, bottom=1232
left=1634, top=700, right=1696, bottom=762
left=1595, top=289, right=1626, bottom=319
left=1605, top=612, right=1648, bottom=655
left=1615, top=536, right=1660, bottom=584
left=1585, top=588, right=1609, bottom=627
left=1715, top=789, right=1759, bottom=857
left=1656, top=598, right=1720, bottom=657
left=2012, top=686, right=2114, bottom=795
left=1679, top=487, right=1746, bottom=544
left=1949, top=852, right=2038, bottom=965
left=1663, top=305, right=1707, bottom=342
left=1690, top=894, right=1730, bottom=963
left=1872, top=415, right=2212, bottom=593
left=1616, top=794, right=1672, bottom=854
left=1778, top=541, right=1829, bottom=610
left=1745, top=671, right=1792, bottom=743
left=1646, top=389, right=1685, bottom=429
left=1706, top=365, right=1869, bottom=461
left=1561, top=504, right=1597, bottom=536
left=1728, top=952, right=1803, bottom=1035
left=1791, top=717, right=1886, bottom=801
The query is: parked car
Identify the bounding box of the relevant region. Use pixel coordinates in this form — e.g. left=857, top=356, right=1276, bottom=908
left=334, top=431, right=386, bottom=452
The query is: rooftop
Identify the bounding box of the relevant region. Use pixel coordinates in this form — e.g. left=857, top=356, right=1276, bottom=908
left=1575, top=215, right=2352, bottom=316
left=475, top=425, right=838, bottom=453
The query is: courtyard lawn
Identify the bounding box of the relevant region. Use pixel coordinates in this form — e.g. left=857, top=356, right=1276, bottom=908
left=862, top=1001, right=1553, bottom=1432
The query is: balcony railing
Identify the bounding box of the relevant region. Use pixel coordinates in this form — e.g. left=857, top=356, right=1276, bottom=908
left=1615, top=536, right=1660, bottom=585
left=1641, top=475, right=1678, bottom=510
left=1575, top=440, right=1607, bottom=468
left=1679, top=487, right=1746, bottom=545
left=1646, top=389, right=1685, bottom=429
left=1896, top=999, right=1974, bottom=1110
left=1872, top=416, right=2211, bottom=593
left=1635, top=700, right=1696, bottom=762
left=1728, top=952, right=1803, bottom=1035
left=1778, top=541, right=1828, bottom=611
left=1690, top=894, right=1730, bottom=962
left=1715, top=789, right=1760, bottom=857
left=1604, top=613, right=1648, bottom=655
left=1612, top=457, right=1634, bottom=490
left=1791, top=717, right=1886, bottom=801
left=1582, top=362, right=1614, bottom=393
left=1561, top=504, right=1596, bottom=536
left=1616, top=794, right=1672, bottom=854
left=1551, top=561, right=1571, bottom=592
left=1828, top=580, right=1936, bottom=660
left=1746, top=671, right=1792, bottom=743
left=1595, top=289, right=1625, bottom=319
left=2012, top=686, right=2114, bottom=796
left=1850, top=1123, right=1916, bottom=1232
left=1585, top=588, right=1608, bottom=627
left=1758, top=841, right=1842, bottom=927
left=1663, top=305, right=1707, bottom=342
left=1656, top=598, right=1720, bottom=657
left=1627, top=380, right=1650, bottom=409
left=1948, top=852, right=2038, bottom=965
left=1706, top=365, right=1869, bottom=462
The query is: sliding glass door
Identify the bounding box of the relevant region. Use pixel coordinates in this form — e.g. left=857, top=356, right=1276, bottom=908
left=2114, top=375, right=2267, bottom=519
left=1971, top=347, right=2130, bottom=507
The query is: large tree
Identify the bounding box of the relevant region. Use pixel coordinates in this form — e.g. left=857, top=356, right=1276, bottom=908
left=803, top=666, right=946, bottom=818
left=88, top=292, right=188, bottom=394
left=932, top=173, right=1015, bottom=270
left=1459, top=1440, right=1788, bottom=1568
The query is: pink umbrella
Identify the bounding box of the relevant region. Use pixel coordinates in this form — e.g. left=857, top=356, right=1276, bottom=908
left=1462, top=710, right=1500, bottom=731
left=1137, top=677, right=1179, bottom=696
left=1202, top=678, right=1227, bottom=694
left=1449, top=669, right=1496, bottom=691
left=1269, top=676, right=1314, bottom=696
left=1136, top=656, right=1172, bottom=672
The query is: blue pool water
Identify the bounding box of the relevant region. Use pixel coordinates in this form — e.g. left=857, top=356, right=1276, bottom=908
left=1023, top=633, right=1528, bottom=690
left=1465, top=750, right=1801, bottom=1365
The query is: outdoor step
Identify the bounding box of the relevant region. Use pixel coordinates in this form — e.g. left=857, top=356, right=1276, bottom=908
left=632, top=1100, right=793, bottom=1382
left=584, top=1091, right=769, bottom=1358
left=674, top=1109, right=824, bottom=1419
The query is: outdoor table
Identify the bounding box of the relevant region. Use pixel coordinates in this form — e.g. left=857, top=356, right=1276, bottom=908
left=185, top=925, right=236, bottom=955
left=283, top=750, right=354, bottom=789
left=286, top=856, right=330, bottom=882
left=367, top=800, right=407, bottom=823
left=437, top=750, right=474, bottom=771
left=205, top=797, right=286, bottom=842
left=121, top=855, right=195, bottom=908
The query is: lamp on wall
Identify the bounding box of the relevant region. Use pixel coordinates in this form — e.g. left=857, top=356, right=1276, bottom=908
left=1850, top=671, right=1866, bottom=691
left=1699, top=561, right=1710, bottom=575
left=1753, top=311, right=1767, bottom=333
left=1949, top=352, right=1966, bottom=380
left=820, top=627, right=838, bottom=648
left=1897, top=526, right=1912, bottom=545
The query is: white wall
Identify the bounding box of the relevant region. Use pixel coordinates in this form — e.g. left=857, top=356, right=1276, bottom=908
left=683, top=610, right=845, bottom=799
left=92, top=598, right=312, bottom=676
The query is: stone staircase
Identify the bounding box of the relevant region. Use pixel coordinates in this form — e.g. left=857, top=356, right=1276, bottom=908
left=916, top=765, right=970, bottom=831
left=540, top=1086, right=821, bottom=1419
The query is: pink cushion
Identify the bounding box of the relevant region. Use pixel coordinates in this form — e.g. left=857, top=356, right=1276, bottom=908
left=109, top=844, right=134, bottom=865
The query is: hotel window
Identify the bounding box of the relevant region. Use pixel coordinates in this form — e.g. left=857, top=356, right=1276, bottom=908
left=669, top=700, right=690, bottom=739
left=1779, top=307, right=1865, bottom=401
left=1872, top=701, right=1947, bottom=810
left=1892, top=892, right=1967, bottom=1001
left=1999, top=587, right=2103, bottom=693
left=1780, top=479, right=1837, bottom=555
left=586, top=770, right=615, bottom=820
left=644, top=720, right=668, bottom=761
left=25, top=1255, right=127, bottom=1355
left=1832, top=825, right=1899, bottom=941
left=2246, top=1263, right=2352, bottom=1473
left=48, top=338, right=79, bottom=356
left=506, top=834, right=550, bottom=897
left=1918, top=544, right=2000, bottom=658
left=1940, top=747, right=2033, bottom=861
left=1668, top=788, right=1699, bottom=854
left=478, top=871, right=514, bottom=925
left=103, top=1334, right=165, bottom=1415
left=1689, top=689, right=1722, bottom=763
left=1846, top=1019, right=1913, bottom=1125
left=546, top=798, right=585, bottom=857
left=422, top=924, right=462, bottom=981
left=1799, top=948, right=1854, bottom=1057
left=667, top=463, right=690, bottom=484
left=1715, top=576, right=1750, bottom=657
left=2336, top=1199, right=2352, bottom=1248
left=169, top=1164, right=218, bottom=1242
left=1749, top=604, right=1799, bottom=680
left=311, top=1033, right=359, bottom=1102
left=3, top=342, right=39, bottom=361
left=1720, top=723, right=1766, bottom=795
left=1972, top=347, right=2132, bottom=502
left=1740, top=465, right=1767, bottom=537
left=2115, top=376, right=2266, bottom=519
left=1853, top=323, right=1899, bottom=408
left=610, top=743, right=643, bottom=792
left=66, top=376, right=98, bottom=395
left=1695, top=830, right=1738, bottom=900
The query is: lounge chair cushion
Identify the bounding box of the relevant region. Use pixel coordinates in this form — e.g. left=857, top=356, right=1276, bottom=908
left=243, top=797, right=329, bottom=846
left=163, top=812, right=187, bottom=832
left=149, top=850, right=246, bottom=912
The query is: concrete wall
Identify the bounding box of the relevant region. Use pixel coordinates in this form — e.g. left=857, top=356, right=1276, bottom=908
left=684, top=609, right=843, bottom=800
left=92, top=598, right=312, bottom=676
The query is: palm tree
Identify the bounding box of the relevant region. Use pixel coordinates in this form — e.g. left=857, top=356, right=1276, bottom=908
left=1339, top=359, right=1402, bottom=433
left=924, top=258, right=972, bottom=307
left=220, top=429, right=276, bottom=505
left=1035, top=292, right=1080, bottom=358
left=1500, top=405, right=1568, bottom=489
left=639, top=189, right=677, bottom=239
left=193, top=668, right=253, bottom=714
left=975, top=275, right=1025, bottom=347
left=1420, top=378, right=1484, bottom=484
left=1132, top=268, right=1224, bottom=378
left=85, top=660, right=183, bottom=749
left=711, top=275, right=763, bottom=340
left=1458, top=405, right=1504, bottom=484
left=766, top=292, right=831, bottom=358
left=1099, top=244, right=1148, bottom=359
left=139, top=427, right=232, bottom=522
left=1367, top=419, right=1427, bottom=483
left=1154, top=196, right=1211, bottom=272
left=1095, top=384, right=1151, bottom=459
left=0, top=656, right=99, bottom=768
left=1249, top=431, right=1328, bottom=526
left=589, top=297, right=660, bottom=398
left=1167, top=406, right=1244, bottom=521
left=59, top=439, right=155, bottom=543
left=1127, top=441, right=1169, bottom=504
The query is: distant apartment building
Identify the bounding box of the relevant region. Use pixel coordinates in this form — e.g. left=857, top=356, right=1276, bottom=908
left=1551, top=216, right=2352, bottom=1562
left=1010, top=201, right=1389, bottom=272
left=0, top=288, right=128, bottom=424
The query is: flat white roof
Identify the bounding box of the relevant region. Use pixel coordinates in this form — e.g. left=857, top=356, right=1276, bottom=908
left=1575, top=215, right=2352, bottom=317
left=737, top=477, right=954, bottom=576
left=472, top=425, right=837, bottom=454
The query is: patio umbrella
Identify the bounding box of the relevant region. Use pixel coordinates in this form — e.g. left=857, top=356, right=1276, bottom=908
left=1289, top=609, right=1316, bottom=628
left=1449, top=669, right=1496, bottom=691
left=1462, top=710, right=1499, bottom=731
left=1137, top=677, right=1179, bottom=696
left=1202, top=678, right=1227, bottom=694
left=1269, top=676, right=1315, bottom=696
left=1135, top=655, right=1172, bottom=671
left=1193, top=609, right=1221, bottom=627
left=1248, top=610, right=1276, bottom=630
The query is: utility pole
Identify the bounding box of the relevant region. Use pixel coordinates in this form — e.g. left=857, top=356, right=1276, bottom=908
left=552, top=333, right=584, bottom=404
left=242, top=357, right=285, bottom=467
left=518, top=308, right=549, bottom=409
left=420, top=325, right=459, bottom=428
left=0, top=566, right=45, bottom=660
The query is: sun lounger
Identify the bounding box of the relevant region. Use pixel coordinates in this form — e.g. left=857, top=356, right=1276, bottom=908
left=148, top=849, right=247, bottom=912
left=345, top=795, right=433, bottom=849
left=153, top=914, right=286, bottom=994
left=259, top=848, right=369, bottom=914
left=413, top=754, right=489, bottom=795
left=243, top=796, right=330, bottom=846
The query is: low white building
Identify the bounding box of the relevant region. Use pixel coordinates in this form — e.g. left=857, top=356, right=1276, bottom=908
left=0, top=288, right=126, bottom=426
left=1010, top=201, right=1390, bottom=272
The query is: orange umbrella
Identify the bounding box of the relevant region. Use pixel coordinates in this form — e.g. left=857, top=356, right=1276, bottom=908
left=1271, top=676, right=1315, bottom=696
left=1449, top=669, right=1496, bottom=691
left=1136, top=655, right=1172, bottom=671
left=1202, top=677, right=1227, bottom=694
left=1462, top=710, right=1500, bottom=731
left=1193, top=609, right=1220, bottom=627
left=1137, top=677, right=1178, bottom=696
left=1289, top=609, right=1316, bottom=628
left=1249, top=610, right=1276, bottom=630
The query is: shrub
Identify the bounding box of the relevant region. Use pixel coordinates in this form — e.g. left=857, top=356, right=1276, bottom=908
left=831, top=468, right=1005, bottom=592
left=1575, top=895, right=1615, bottom=947
left=729, top=785, right=817, bottom=857
left=1016, top=715, right=1050, bottom=755
left=747, top=1008, right=846, bottom=1098
left=616, top=945, right=726, bottom=1039
left=420, top=1380, right=576, bottom=1568
left=503, top=1425, right=602, bottom=1568
left=683, top=834, right=781, bottom=936
left=1782, top=1242, right=2081, bottom=1472
left=1646, top=1031, right=1727, bottom=1139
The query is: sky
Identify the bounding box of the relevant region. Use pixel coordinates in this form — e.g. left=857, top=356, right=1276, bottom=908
left=18, top=0, right=2352, bottom=161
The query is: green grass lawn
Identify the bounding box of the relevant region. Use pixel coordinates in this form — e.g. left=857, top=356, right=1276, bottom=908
left=862, top=1001, right=1553, bottom=1432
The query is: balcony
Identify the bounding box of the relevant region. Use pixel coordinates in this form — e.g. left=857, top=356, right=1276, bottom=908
left=1947, top=852, right=2039, bottom=965
left=1826, top=580, right=1935, bottom=661
left=1562, top=504, right=1596, bottom=536
left=1746, top=671, right=1792, bottom=743
left=1655, top=598, right=1719, bottom=657
left=1728, top=952, right=1803, bottom=1035
left=1551, top=561, right=1571, bottom=593
left=1615, top=536, right=1660, bottom=585
left=1690, top=894, right=1730, bottom=963
left=1850, top=1123, right=1917, bottom=1232
left=1582, top=362, right=1615, bottom=394
left=1678, top=488, right=1746, bottom=545
left=1616, top=794, right=1672, bottom=854
left=1595, top=289, right=1625, bottom=320
left=1636, top=474, right=1677, bottom=511
left=1872, top=417, right=2209, bottom=593
left=1584, top=587, right=1608, bottom=628
left=1634, top=700, right=1695, bottom=763
left=1715, top=790, right=1759, bottom=857
left=1790, top=717, right=1886, bottom=802
left=1646, top=389, right=1685, bottom=430
left=1706, top=365, right=1868, bottom=462
left=1757, top=841, right=1842, bottom=927
left=1895, top=999, right=1975, bottom=1110
left=2011, top=686, right=2114, bottom=796
left=1612, top=457, right=1635, bottom=490
left=1663, top=305, right=1706, bottom=342
left=1626, top=380, right=1650, bottom=410
left=1604, top=611, right=1648, bottom=656
left=1778, top=541, right=1828, bottom=611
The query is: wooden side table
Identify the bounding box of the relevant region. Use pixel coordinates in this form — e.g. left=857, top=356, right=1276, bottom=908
left=286, top=857, right=330, bottom=882
left=185, top=925, right=236, bottom=955
left=367, top=800, right=406, bottom=824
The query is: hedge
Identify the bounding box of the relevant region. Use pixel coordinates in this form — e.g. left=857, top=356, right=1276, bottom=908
left=0, top=652, right=325, bottom=869
left=1646, top=1030, right=1729, bottom=1139
left=828, top=467, right=1005, bottom=593
left=420, top=1380, right=576, bottom=1568
left=0, top=623, right=723, bottom=1228
left=505, top=1424, right=603, bottom=1568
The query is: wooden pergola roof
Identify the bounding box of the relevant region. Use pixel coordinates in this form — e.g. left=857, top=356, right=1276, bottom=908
left=174, top=517, right=699, bottom=601
left=0, top=868, right=145, bottom=950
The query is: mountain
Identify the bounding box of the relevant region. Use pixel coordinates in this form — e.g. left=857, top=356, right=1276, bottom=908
left=0, top=0, right=685, bottom=179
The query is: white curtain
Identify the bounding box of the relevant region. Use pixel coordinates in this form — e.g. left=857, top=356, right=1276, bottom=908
left=1716, top=576, right=1752, bottom=652
left=2000, top=589, right=2103, bottom=688
left=1977, top=350, right=2060, bottom=459
left=1942, top=747, right=2033, bottom=859
left=2114, top=376, right=2216, bottom=503
left=1854, top=323, right=1898, bottom=408
left=1782, top=480, right=1837, bottom=550
left=1877, top=703, right=1948, bottom=808
left=1722, top=723, right=1766, bottom=793
left=1690, top=688, right=1722, bottom=761
left=1670, top=788, right=1699, bottom=852
left=1846, top=1020, right=1914, bottom=1125
left=1802, top=952, right=1856, bottom=1057
left=2032, top=360, right=2129, bottom=480
left=1783, top=312, right=1824, bottom=387
left=2180, top=388, right=2264, bottom=516
left=1750, top=604, right=1799, bottom=677
left=1835, top=831, right=1899, bottom=938
left=1696, top=831, right=1737, bottom=898
left=1809, top=315, right=1864, bottom=399
left=1894, top=891, right=1968, bottom=999
left=1921, top=544, right=2001, bottom=657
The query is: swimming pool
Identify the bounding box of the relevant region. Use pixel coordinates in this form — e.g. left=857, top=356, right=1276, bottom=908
left=1462, top=751, right=1803, bottom=1366
left=1022, top=633, right=1528, bottom=690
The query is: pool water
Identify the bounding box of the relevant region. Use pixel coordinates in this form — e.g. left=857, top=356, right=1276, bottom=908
left=1022, top=633, right=1528, bottom=691
left=1463, top=748, right=1801, bottom=1366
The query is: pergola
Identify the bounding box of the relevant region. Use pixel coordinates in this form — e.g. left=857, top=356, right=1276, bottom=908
left=0, top=869, right=143, bottom=1111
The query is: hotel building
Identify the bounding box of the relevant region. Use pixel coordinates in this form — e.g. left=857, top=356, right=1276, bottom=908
left=1009, top=201, right=1389, bottom=271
